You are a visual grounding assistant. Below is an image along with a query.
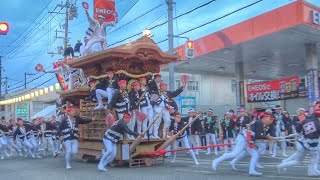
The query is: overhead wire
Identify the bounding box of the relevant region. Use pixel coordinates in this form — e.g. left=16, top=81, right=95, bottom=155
left=4, top=8, right=64, bottom=59
left=0, top=0, right=55, bottom=55
left=107, top=0, right=217, bottom=47
left=108, top=3, right=165, bottom=34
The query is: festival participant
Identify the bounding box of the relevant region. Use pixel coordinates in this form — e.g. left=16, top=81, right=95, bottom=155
left=189, top=110, right=202, bottom=155
left=13, top=118, right=42, bottom=159
left=230, top=113, right=276, bottom=171
left=236, top=109, right=251, bottom=134
left=219, top=112, right=235, bottom=153
left=198, top=111, right=206, bottom=147
left=139, top=77, right=154, bottom=138
left=36, top=117, right=57, bottom=157
left=276, top=109, right=320, bottom=177
left=50, top=116, right=62, bottom=154
left=292, top=108, right=307, bottom=127
left=74, top=39, right=82, bottom=56
left=82, top=7, right=117, bottom=54
left=106, top=80, right=130, bottom=120
left=169, top=112, right=199, bottom=165
left=94, top=68, right=119, bottom=110
left=272, top=105, right=289, bottom=158
left=204, top=108, right=218, bottom=155
left=98, top=113, right=143, bottom=172
left=148, top=74, right=161, bottom=95
left=152, top=83, right=186, bottom=138
left=63, top=43, right=74, bottom=59
left=212, top=113, right=268, bottom=176
left=0, top=119, right=11, bottom=159
left=7, top=119, right=24, bottom=157
left=57, top=107, right=97, bottom=170
left=128, top=81, right=141, bottom=138
left=43, top=61, right=81, bottom=90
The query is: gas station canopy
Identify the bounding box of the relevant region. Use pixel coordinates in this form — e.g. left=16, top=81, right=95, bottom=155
left=164, top=1, right=320, bottom=80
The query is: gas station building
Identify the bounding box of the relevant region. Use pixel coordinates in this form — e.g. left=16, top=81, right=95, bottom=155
left=162, top=0, right=320, bottom=115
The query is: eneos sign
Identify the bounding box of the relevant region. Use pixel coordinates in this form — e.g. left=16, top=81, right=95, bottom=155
left=94, top=0, right=117, bottom=22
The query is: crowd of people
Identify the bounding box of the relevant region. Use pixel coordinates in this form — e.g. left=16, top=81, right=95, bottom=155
left=1, top=85, right=320, bottom=177
left=2, top=3, right=318, bottom=177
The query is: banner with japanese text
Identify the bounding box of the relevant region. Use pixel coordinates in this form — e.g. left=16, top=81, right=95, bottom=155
left=94, top=0, right=117, bottom=22
left=246, top=76, right=300, bottom=103
left=15, top=102, right=29, bottom=121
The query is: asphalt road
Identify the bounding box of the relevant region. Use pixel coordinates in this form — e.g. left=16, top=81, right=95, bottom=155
left=0, top=148, right=317, bottom=180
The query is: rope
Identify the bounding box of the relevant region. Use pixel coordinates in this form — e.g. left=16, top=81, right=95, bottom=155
left=138, top=143, right=233, bottom=157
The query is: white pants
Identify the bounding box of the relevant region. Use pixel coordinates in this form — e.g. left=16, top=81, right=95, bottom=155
left=23, top=138, right=39, bottom=155
left=6, top=137, right=20, bottom=154
left=223, top=138, right=234, bottom=153
left=98, top=138, right=117, bottom=168
left=231, top=142, right=266, bottom=167
left=64, top=140, right=78, bottom=167
left=96, top=88, right=115, bottom=107
left=96, top=89, right=107, bottom=108
left=171, top=136, right=198, bottom=164
left=128, top=111, right=140, bottom=134
left=83, top=36, right=107, bottom=55
left=206, top=133, right=218, bottom=154
left=190, top=135, right=201, bottom=154
left=0, top=137, right=8, bottom=150
left=141, top=105, right=154, bottom=133
left=54, top=137, right=62, bottom=153
left=273, top=131, right=287, bottom=156
left=153, top=106, right=170, bottom=137
left=213, top=134, right=259, bottom=174
left=68, top=74, right=79, bottom=90
left=41, top=136, right=55, bottom=156
left=277, top=142, right=319, bottom=175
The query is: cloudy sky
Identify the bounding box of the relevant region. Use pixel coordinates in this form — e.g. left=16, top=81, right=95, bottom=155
left=0, top=0, right=319, bottom=94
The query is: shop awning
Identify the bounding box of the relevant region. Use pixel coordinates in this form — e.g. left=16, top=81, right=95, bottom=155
left=31, top=105, right=56, bottom=119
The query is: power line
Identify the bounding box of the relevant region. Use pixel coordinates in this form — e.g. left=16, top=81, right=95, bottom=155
left=0, top=0, right=55, bottom=55
left=7, top=75, right=56, bottom=97
left=2, top=3, right=63, bottom=58
left=4, top=9, right=63, bottom=59
left=107, top=0, right=217, bottom=47
left=108, top=3, right=165, bottom=34
left=177, top=0, right=263, bottom=36
left=109, top=0, right=262, bottom=47
left=109, top=0, right=141, bottom=30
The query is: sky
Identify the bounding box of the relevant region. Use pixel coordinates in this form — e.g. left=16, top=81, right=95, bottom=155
left=0, top=0, right=319, bottom=94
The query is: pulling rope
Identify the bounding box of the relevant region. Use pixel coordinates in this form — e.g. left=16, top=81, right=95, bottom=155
left=138, top=143, right=233, bottom=157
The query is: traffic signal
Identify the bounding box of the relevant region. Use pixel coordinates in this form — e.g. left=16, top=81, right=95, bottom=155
left=0, top=22, right=9, bottom=35
left=185, top=40, right=194, bottom=58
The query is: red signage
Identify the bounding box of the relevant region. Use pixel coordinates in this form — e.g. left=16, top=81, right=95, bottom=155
left=94, top=0, right=117, bottom=22
left=246, top=76, right=300, bottom=103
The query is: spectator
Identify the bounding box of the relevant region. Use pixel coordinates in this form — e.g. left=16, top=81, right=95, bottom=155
left=64, top=43, right=74, bottom=58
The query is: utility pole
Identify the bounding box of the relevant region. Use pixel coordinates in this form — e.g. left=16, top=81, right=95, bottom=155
left=24, top=73, right=35, bottom=89
left=63, top=0, right=69, bottom=50
left=167, top=0, right=175, bottom=91
left=4, top=77, right=7, bottom=95
left=48, top=0, right=76, bottom=56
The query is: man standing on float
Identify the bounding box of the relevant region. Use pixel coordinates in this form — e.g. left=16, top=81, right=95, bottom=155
left=82, top=6, right=117, bottom=55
